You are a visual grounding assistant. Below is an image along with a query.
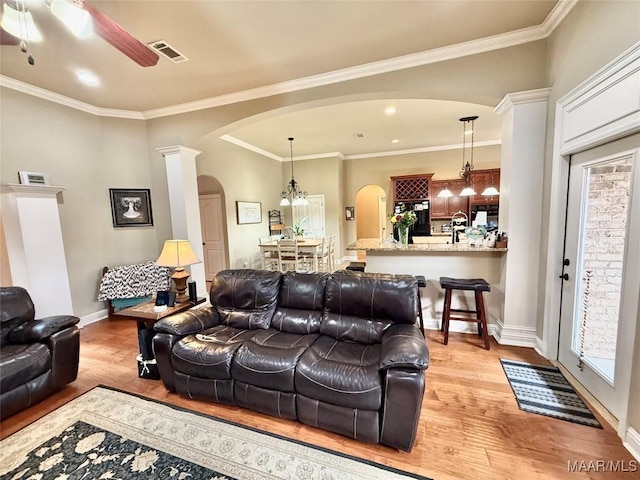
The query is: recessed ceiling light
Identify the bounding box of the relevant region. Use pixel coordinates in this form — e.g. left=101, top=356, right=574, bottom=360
left=391, top=139, right=400, bottom=143
left=384, top=106, right=396, bottom=116
left=75, top=70, right=100, bottom=87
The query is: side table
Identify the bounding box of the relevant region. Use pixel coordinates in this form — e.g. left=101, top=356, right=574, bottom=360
left=113, top=297, right=206, bottom=379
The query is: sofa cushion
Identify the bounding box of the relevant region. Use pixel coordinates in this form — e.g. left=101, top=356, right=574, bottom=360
left=210, top=269, right=282, bottom=330
left=171, top=326, right=257, bottom=379
left=232, top=329, right=319, bottom=392
left=295, top=335, right=382, bottom=410
left=0, top=287, right=35, bottom=347
left=320, top=271, right=418, bottom=343
left=271, top=272, right=328, bottom=334
left=0, top=343, right=51, bottom=392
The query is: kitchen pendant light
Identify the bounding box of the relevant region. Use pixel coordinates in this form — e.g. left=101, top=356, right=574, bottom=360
left=481, top=185, right=500, bottom=196
left=458, top=116, right=478, bottom=196
left=280, top=137, right=308, bottom=207
left=437, top=185, right=454, bottom=198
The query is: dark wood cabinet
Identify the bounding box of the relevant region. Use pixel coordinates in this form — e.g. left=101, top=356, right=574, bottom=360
left=430, top=180, right=468, bottom=219
left=469, top=168, right=500, bottom=205
left=391, top=174, right=433, bottom=202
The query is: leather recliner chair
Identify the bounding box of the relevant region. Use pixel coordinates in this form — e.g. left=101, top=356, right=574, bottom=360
left=0, top=286, right=80, bottom=420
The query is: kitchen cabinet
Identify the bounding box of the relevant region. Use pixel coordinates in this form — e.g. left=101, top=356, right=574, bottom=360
left=391, top=174, right=433, bottom=202
left=430, top=180, right=468, bottom=219
left=469, top=168, right=500, bottom=205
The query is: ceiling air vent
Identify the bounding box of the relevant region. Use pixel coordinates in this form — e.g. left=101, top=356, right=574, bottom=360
left=147, top=40, right=189, bottom=63
left=354, top=133, right=366, bottom=139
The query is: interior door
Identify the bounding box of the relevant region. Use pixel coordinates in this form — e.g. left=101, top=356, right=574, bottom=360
left=293, top=194, right=325, bottom=237
left=558, top=134, right=640, bottom=423
left=199, top=194, right=227, bottom=281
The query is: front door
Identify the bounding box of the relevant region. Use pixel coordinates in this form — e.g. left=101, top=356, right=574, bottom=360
left=558, top=134, right=640, bottom=424
left=199, top=194, right=227, bottom=281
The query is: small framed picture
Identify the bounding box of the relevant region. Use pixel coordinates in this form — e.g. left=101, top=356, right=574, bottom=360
left=236, top=201, right=262, bottom=224
left=345, top=206, right=355, bottom=221
left=109, top=188, right=153, bottom=228
left=18, top=171, right=51, bottom=186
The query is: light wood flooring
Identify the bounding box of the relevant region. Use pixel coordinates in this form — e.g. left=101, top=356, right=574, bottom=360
left=1, top=318, right=635, bottom=480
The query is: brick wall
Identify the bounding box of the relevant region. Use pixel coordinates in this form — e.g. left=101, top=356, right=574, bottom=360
left=579, top=157, right=632, bottom=360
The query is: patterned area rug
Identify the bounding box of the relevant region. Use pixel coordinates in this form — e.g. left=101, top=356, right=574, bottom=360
left=500, top=359, right=602, bottom=428
left=0, top=386, right=431, bottom=480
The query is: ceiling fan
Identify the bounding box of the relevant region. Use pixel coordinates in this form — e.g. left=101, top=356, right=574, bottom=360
left=0, top=0, right=159, bottom=67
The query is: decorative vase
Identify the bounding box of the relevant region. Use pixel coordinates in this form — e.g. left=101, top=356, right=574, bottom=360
left=398, top=226, right=409, bottom=246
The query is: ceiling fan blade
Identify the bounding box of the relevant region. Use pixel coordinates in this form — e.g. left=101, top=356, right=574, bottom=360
left=83, top=3, right=159, bottom=67
left=0, top=28, right=20, bottom=46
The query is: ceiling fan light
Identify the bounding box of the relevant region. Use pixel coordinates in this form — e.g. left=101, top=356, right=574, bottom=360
left=1, top=3, right=43, bottom=42
left=50, top=0, right=92, bottom=38
left=459, top=186, right=476, bottom=196
left=481, top=186, right=500, bottom=196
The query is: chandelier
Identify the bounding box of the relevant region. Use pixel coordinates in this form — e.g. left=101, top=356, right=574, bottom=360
left=279, top=137, right=308, bottom=206
left=459, top=115, right=478, bottom=196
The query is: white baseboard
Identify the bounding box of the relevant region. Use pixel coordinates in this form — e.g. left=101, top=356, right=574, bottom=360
left=78, top=309, right=108, bottom=328
left=534, top=335, right=547, bottom=358
left=624, top=427, right=640, bottom=462
left=492, top=318, right=537, bottom=347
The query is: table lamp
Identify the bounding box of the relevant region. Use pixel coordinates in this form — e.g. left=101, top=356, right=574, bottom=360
left=156, top=239, right=201, bottom=303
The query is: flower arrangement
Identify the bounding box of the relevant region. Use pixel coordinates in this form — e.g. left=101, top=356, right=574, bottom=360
left=286, top=216, right=307, bottom=237
left=389, top=208, right=417, bottom=229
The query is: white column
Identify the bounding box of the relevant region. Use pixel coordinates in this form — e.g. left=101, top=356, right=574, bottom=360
left=156, top=145, right=206, bottom=298
left=0, top=184, right=74, bottom=316
left=493, top=88, right=551, bottom=347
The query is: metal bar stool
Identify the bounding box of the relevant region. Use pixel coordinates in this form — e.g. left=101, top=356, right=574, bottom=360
left=439, top=277, right=491, bottom=350
left=415, top=275, right=426, bottom=338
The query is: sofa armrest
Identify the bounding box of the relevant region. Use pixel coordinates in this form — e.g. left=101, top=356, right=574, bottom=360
left=154, top=306, right=219, bottom=336
left=379, top=324, right=430, bottom=371
left=8, top=315, right=80, bottom=344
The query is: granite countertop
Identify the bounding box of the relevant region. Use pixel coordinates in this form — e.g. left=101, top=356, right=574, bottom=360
left=346, top=238, right=507, bottom=253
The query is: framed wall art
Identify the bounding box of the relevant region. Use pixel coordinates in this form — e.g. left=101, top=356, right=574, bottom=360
left=345, top=206, right=355, bottom=221
left=109, top=188, right=153, bottom=227
left=236, top=201, right=262, bottom=224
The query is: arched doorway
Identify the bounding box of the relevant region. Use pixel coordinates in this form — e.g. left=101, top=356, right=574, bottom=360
left=355, top=185, right=387, bottom=240
left=197, top=175, right=229, bottom=284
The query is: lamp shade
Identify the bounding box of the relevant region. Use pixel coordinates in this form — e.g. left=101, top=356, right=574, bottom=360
left=459, top=186, right=477, bottom=196
left=156, top=239, right=201, bottom=268
left=481, top=186, right=500, bottom=196
left=437, top=187, right=453, bottom=198
left=50, top=0, right=92, bottom=38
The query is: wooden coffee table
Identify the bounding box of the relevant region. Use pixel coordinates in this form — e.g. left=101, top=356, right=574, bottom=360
left=114, top=297, right=206, bottom=378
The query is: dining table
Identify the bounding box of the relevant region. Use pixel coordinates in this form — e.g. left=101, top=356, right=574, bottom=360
left=258, top=238, right=323, bottom=271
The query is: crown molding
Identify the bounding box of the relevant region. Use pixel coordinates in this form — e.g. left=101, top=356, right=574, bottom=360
left=494, top=87, right=552, bottom=115
left=221, top=135, right=501, bottom=161
left=0, top=1, right=576, bottom=121
left=0, top=76, right=144, bottom=120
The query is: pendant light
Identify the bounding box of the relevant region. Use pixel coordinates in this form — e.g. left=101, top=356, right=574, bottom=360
left=458, top=116, right=478, bottom=196
left=437, top=184, right=454, bottom=198
left=279, top=137, right=309, bottom=207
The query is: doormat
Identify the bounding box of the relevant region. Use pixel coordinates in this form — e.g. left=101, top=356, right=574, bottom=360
left=500, top=359, right=602, bottom=428
left=0, top=386, right=432, bottom=480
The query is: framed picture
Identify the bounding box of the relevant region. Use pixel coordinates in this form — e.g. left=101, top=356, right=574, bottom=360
left=345, top=206, right=355, bottom=221
left=236, top=201, right=262, bottom=224
left=109, top=188, right=153, bottom=227
left=18, top=171, right=51, bottom=186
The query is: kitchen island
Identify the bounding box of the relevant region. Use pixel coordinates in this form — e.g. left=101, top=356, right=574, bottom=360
left=346, top=238, right=507, bottom=338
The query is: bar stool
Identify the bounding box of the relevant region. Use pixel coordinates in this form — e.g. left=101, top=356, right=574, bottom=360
left=414, top=275, right=426, bottom=338
left=346, top=262, right=366, bottom=272
left=439, top=277, right=491, bottom=350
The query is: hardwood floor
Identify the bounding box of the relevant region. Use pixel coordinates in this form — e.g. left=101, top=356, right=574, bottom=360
left=1, top=318, right=635, bottom=480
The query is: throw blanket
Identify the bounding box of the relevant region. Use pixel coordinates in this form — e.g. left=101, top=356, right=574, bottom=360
left=98, top=261, right=171, bottom=301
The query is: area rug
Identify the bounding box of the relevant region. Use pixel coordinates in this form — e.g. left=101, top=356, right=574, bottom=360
left=500, top=359, right=601, bottom=428
left=0, top=386, right=431, bottom=480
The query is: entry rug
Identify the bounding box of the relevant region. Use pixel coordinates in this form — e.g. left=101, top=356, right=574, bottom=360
left=0, top=386, right=431, bottom=480
left=500, top=359, right=601, bottom=428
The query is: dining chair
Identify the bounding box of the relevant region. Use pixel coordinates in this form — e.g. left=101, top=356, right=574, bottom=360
left=328, top=234, right=336, bottom=271
left=259, top=236, right=278, bottom=270
left=277, top=239, right=302, bottom=272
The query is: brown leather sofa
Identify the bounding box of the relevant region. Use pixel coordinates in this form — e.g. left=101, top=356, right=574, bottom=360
left=0, top=287, right=80, bottom=420
left=153, top=269, right=429, bottom=451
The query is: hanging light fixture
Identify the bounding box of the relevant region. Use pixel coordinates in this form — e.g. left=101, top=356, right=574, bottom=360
left=437, top=183, right=454, bottom=198
left=1, top=1, right=43, bottom=42
left=50, top=0, right=92, bottom=38
left=458, top=115, right=478, bottom=196
left=280, top=137, right=309, bottom=207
